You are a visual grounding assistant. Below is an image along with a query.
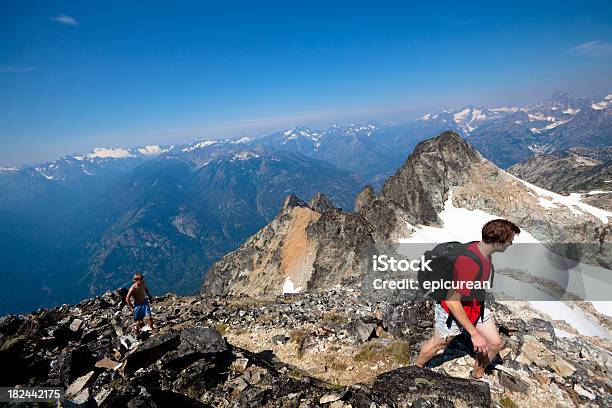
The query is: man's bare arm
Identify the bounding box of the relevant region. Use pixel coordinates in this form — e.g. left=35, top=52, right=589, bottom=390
left=444, top=289, right=489, bottom=354
left=125, top=286, right=134, bottom=309
left=144, top=283, right=153, bottom=301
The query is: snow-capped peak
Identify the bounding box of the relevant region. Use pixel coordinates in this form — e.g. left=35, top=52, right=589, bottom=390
left=230, top=136, right=252, bottom=144
left=231, top=151, right=260, bottom=161
left=346, top=123, right=378, bottom=134
left=137, top=145, right=170, bottom=156
left=591, top=94, right=611, bottom=110
left=281, top=127, right=320, bottom=143
left=182, top=139, right=218, bottom=152
left=451, top=107, right=494, bottom=133
left=419, top=113, right=440, bottom=121
left=85, top=147, right=135, bottom=159
left=324, top=123, right=378, bottom=136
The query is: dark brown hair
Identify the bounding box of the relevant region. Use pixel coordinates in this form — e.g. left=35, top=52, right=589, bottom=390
left=481, top=219, right=520, bottom=243
left=133, top=272, right=143, bottom=281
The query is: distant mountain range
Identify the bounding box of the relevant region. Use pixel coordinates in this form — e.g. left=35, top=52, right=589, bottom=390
left=0, top=91, right=610, bottom=314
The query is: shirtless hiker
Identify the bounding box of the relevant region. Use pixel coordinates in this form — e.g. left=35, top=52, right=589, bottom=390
left=125, top=272, right=156, bottom=334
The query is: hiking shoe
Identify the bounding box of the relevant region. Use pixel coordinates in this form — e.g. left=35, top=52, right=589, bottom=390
left=469, top=371, right=504, bottom=393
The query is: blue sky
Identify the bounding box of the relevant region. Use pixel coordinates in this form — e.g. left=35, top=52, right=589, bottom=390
left=1, top=1, right=611, bottom=166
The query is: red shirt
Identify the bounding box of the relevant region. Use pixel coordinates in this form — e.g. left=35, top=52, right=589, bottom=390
left=440, top=242, right=491, bottom=323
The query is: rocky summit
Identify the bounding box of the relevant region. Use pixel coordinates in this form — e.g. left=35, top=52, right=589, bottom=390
left=1, top=287, right=611, bottom=407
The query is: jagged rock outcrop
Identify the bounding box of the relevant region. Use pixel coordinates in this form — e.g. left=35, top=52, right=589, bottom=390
left=308, top=191, right=338, bottom=213
left=370, top=366, right=491, bottom=407
left=355, top=131, right=483, bottom=240
left=203, top=193, right=379, bottom=297
left=375, top=131, right=481, bottom=224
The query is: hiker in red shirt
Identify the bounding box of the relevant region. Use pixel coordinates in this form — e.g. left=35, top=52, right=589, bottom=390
left=415, top=219, right=520, bottom=392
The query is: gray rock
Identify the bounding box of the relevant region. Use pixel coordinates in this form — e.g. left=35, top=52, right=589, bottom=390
left=70, top=319, right=83, bottom=332
left=498, top=371, right=529, bottom=394
left=370, top=366, right=491, bottom=408
left=348, top=321, right=376, bottom=343
left=162, top=326, right=229, bottom=370
left=124, top=331, right=181, bottom=373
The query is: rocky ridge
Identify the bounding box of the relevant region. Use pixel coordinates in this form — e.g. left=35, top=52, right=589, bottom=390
left=2, top=287, right=611, bottom=407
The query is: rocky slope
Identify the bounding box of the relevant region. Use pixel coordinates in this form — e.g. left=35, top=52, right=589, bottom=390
left=2, top=287, right=610, bottom=407
left=508, top=147, right=612, bottom=211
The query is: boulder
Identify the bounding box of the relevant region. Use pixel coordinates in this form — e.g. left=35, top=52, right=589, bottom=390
left=124, top=331, right=181, bottom=373
left=271, top=334, right=289, bottom=345
left=66, top=370, right=95, bottom=398
left=348, top=321, right=376, bottom=343
left=70, top=319, right=84, bottom=332
left=49, top=345, right=96, bottom=386
left=162, top=326, right=230, bottom=370
left=498, top=371, right=529, bottom=394
left=379, top=300, right=433, bottom=339
left=370, top=366, right=491, bottom=408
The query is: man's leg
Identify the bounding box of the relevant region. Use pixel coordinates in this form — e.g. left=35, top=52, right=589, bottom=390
left=415, top=332, right=455, bottom=368
left=145, top=315, right=156, bottom=334
left=471, top=316, right=504, bottom=378
left=132, top=319, right=143, bottom=334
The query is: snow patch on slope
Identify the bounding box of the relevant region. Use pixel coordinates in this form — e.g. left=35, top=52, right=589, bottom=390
left=182, top=140, right=218, bottom=152
left=282, top=277, right=301, bottom=294
left=507, top=173, right=611, bottom=223
left=529, top=301, right=609, bottom=338
left=591, top=301, right=612, bottom=317
left=399, top=190, right=539, bottom=244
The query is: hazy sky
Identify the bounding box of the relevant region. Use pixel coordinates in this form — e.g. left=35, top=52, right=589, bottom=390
left=1, top=1, right=611, bottom=165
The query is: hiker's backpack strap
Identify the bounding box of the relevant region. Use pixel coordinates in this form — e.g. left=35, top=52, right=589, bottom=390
left=445, top=244, right=484, bottom=329
left=446, top=313, right=454, bottom=329
left=459, top=248, right=484, bottom=283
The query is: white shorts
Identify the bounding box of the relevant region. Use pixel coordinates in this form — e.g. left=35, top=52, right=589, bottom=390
left=434, top=302, right=492, bottom=339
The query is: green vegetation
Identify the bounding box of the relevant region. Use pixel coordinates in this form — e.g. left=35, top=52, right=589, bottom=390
left=320, top=311, right=348, bottom=324
left=289, top=328, right=308, bottom=359
left=499, top=396, right=519, bottom=408
left=215, top=323, right=228, bottom=335
left=353, top=340, right=411, bottom=365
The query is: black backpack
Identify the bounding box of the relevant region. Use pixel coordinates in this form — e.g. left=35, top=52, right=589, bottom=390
left=417, top=241, right=494, bottom=303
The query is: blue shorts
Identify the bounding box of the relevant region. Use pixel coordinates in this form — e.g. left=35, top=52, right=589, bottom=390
left=133, top=299, right=151, bottom=321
